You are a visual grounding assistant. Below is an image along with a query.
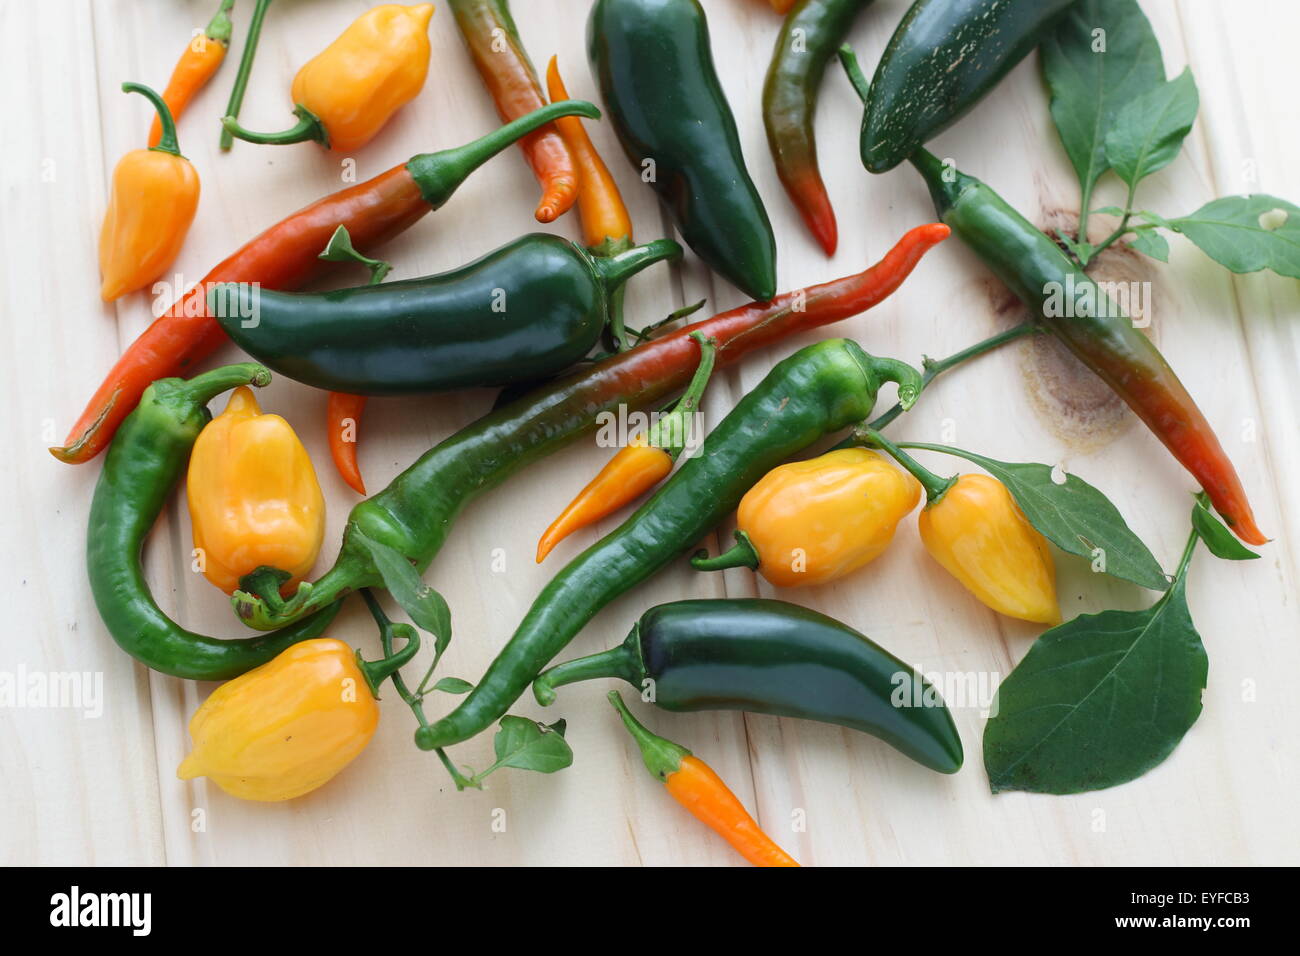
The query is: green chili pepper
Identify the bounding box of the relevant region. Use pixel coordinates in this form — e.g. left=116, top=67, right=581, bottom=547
left=588, top=0, right=777, bottom=301
left=86, top=364, right=340, bottom=681
left=535, top=598, right=962, bottom=774
left=414, top=339, right=923, bottom=751
left=852, top=0, right=1076, bottom=173
left=762, top=0, right=876, bottom=256
left=209, top=234, right=680, bottom=395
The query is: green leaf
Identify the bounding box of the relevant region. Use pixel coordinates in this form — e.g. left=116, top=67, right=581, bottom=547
left=905, top=444, right=1168, bottom=591
left=352, top=530, right=452, bottom=661
left=1168, top=195, right=1300, bottom=278
left=1054, top=230, right=1092, bottom=264
left=1191, top=494, right=1260, bottom=561
left=318, top=225, right=392, bottom=284
left=983, top=559, right=1207, bottom=794
left=1128, top=227, right=1170, bottom=262
left=1041, top=0, right=1165, bottom=197
left=431, top=676, right=475, bottom=695
left=1103, top=68, right=1198, bottom=191
left=488, top=716, right=574, bottom=775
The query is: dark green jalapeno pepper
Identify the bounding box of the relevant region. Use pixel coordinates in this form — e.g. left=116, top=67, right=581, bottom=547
left=87, top=364, right=340, bottom=681
left=852, top=0, right=1076, bottom=173
left=414, top=338, right=923, bottom=752
left=588, top=0, right=777, bottom=301
left=534, top=597, right=963, bottom=774
left=208, top=234, right=680, bottom=395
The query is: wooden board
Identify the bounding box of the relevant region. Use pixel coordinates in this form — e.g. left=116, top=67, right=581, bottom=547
left=2, top=0, right=1297, bottom=866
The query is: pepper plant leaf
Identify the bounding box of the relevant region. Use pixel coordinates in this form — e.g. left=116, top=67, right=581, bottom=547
left=432, top=677, right=475, bottom=695
left=902, top=444, right=1168, bottom=591
left=353, top=530, right=453, bottom=661
left=1127, top=226, right=1170, bottom=262
left=1041, top=0, right=1164, bottom=198
left=489, top=716, right=574, bottom=775
left=983, top=545, right=1207, bottom=794
left=1103, top=67, right=1198, bottom=191
left=1168, top=195, right=1300, bottom=278
left=1191, top=493, right=1260, bottom=561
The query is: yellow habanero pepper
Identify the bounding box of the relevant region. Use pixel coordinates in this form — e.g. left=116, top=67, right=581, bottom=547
left=695, top=449, right=921, bottom=587
left=178, top=639, right=379, bottom=801
left=221, top=4, right=435, bottom=152
left=918, top=473, right=1061, bottom=625
left=186, top=386, right=325, bottom=595
left=99, top=83, right=200, bottom=301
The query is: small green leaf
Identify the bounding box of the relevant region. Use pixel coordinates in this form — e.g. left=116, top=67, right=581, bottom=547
left=431, top=677, right=475, bottom=695
left=1041, top=0, right=1165, bottom=196
left=1168, top=195, right=1300, bottom=278
left=1103, top=68, right=1199, bottom=190
left=488, top=716, right=574, bottom=775
left=984, top=553, right=1207, bottom=794
left=1092, top=206, right=1127, bottom=218
left=1134, top=209, right=1174, bottom=229
left=353, top=530, right=452, bottom=660
left=907, top=444, right=1168, bottom=591
left=1055, top=230, right=1092, bottom=264
left=1128, top=227, right=1170, bottom=262
left=318, top=225, right=392, bottom=284
left=1191, top=494, right=1260, bottom=561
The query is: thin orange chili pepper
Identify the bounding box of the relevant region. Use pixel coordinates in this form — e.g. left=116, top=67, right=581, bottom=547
left=150, top=0, right=234, bottom=148
left=536, top=332, right=717, bottom=562
left=608, top=692, right=800, bottom=867
left=768, top=0, right=797, bottom=14
left=327, top=392, right=368, bottom=496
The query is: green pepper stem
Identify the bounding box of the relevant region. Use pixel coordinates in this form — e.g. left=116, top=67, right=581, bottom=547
left=406, top=100, right=600, bottom=209
left=533, top=627, right=646, bottom=706
left=691, top=529, right=760, bottom=573
left=356, top=590, right=421, bottom=697
left=607, top=691, right=689, bottom=783
left=591, top=236, right=634, bottom=352
left=864, top=354, right=925, bottom=411
left=125, top=82, right=182, bottom=157
left=643, top=331, right=716, bottom=459
left=176, top=361, right=270, bottom=406
left=591, top=237, right=682, bottom=292
left=222, top=104, right=327, bottom=148
left=629, top=298, right=708, bottom=344
left=232, top=549, right=376, bottom=630
left=220, top=0, right=273, bottom=150
left=205, top=0, right=235, bottom=44
left=858, top=429, right=956, bottom=503
left=838, top=44, right=872, bottom=105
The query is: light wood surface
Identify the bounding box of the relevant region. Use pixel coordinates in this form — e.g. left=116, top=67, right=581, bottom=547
left=2, top=0, right=1297, bottom=866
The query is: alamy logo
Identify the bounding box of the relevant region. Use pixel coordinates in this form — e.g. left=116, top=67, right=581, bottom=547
left=49, top=886, right=151, bottom=936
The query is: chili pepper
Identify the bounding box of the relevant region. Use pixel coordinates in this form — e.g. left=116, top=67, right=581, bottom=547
left=691, top=448, right=919, bottom=586
left=100, top=83, right=201, bottom=302
left=87, top=364, right=340, bottom=681
left=762, top=0, right=874, bottom=256
left=540, top=599, right=963, bottom=774
left=589, top=0, right=778, bottom=301
left=765, top=0, right=798, bottom=14
left=219, top=0, right=273, bottom=150
left=329, top=392, right=369, bottom=495
left=53, top=99, right=598, bottom=466
left=536, top=332, right=717, bottom=563
left=179, top=639, right=383, bottom=801
left=545, top=55, right=637, bottom=351
left=849, top=0, right=1076, bottom=173
left=149, top=0, right=234, bottom=148
left=897, top=144, right=1267, bottom=545
left=229, top=222, right=948, bottom=632
left=414, top=339, right=923, bottom=751
left=450, top=0, right=578, bottom=223
left=186, top=386, right=325, bottom=594
left=607, top=691, right=800, bottom=866
left=209, top=234, right=680, bottom=394
left=222, top=4, right=434, bottom=152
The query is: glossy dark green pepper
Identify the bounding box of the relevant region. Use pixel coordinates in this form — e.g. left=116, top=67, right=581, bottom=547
left=588, top=0, right=777, bottom=301
left=209, top=233, right=680, bottom=395
left=534, top=598, right=963, bottom=774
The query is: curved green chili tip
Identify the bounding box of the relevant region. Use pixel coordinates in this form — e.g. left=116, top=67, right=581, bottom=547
left=222, top=103, right=329, bottom=148
left=124, top=81, right=182, bottom=157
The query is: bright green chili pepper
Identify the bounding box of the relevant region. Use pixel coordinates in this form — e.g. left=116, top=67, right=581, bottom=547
left=535, top=598, right=963, bottom=774
left=414, top=338, right=923, bottom=752
left=86, top=364, right=340, bottom=681
left=588, top=0, right=777, bottom=301
left=209, top=234, right=679, bottom=395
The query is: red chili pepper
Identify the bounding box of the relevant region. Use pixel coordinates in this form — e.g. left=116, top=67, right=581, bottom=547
left=449, top=0, right=578, bottom=223
left=51, top=101, right=598, bottom=465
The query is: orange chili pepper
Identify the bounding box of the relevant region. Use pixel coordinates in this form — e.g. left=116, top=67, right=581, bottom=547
left=450, top=0, right=578, bottom=222
left=609, top=692, right=799, bottom=867
left=149, top=0, right=234, bottom=148
left=537, top=332, right=716, bottom=562
left=100, top=83, right=201, bottom=302
left=328, top=391, right=369, bottom=495
left=768, top=0, right=797, bottom=13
